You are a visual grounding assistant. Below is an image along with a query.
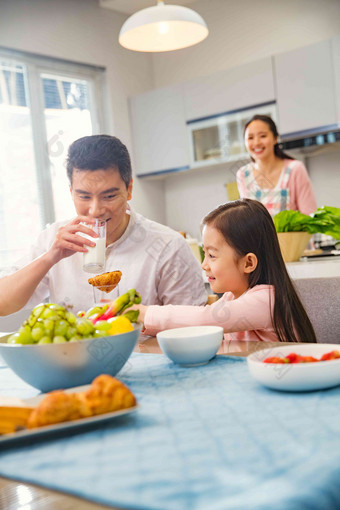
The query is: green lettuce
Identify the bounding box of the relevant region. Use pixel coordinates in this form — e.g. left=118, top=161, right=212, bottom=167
left=273, top=206, right=340, bottom=240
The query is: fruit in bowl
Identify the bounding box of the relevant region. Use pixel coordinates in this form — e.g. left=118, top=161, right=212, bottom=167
left=7, top=289, right=141, bottom=345
left=247, top=344, right=340, bottom=392
left=0, top=291, right=142, bottom=392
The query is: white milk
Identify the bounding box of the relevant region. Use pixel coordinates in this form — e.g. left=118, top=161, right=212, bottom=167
left=83, top=237, right=106, bottom=273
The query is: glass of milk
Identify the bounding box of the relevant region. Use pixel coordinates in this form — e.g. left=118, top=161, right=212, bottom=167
left=83, top=219, right=106, bottom=273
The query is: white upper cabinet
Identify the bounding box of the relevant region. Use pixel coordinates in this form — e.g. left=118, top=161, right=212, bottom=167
left=187, top=103, right=277, bottom=168
left=331, top=35, right=340, bottom=124
left=129, top=85, right=189, bottom=176
left=274, top=40, right=336, bottom=135
left=183, top=57, right=275, bottom=121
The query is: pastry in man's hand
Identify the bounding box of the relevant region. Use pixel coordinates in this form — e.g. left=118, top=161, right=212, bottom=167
left=88, top=270, right=122, bottom=293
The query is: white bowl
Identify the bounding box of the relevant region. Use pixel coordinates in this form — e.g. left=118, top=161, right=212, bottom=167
left=0, top=324, right=141, bottom=392
left=247, top=344, right=340, bottom=392
left=156, top=326, right=223, bottom=367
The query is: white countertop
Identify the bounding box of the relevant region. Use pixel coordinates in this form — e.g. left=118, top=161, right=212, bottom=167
left=287, top=255, right=340, bottom=279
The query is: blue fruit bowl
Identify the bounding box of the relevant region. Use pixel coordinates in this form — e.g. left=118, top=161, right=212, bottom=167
left=0, top=324, right=141, bottom=392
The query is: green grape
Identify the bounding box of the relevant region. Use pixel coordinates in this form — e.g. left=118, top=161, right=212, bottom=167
left=7, top=333, right=21, bottom=344
left=17, top=325, right=33, bottom=344
left=32, top=304, right=45, bottom=317
left=69, top=335, right=82, bottom=342
left=31, top=324, right=45, bottom=342
left=95, top=320, right=112, bottom=331
left=54, top=320, right=68, bottom=336
left=38, top=336, right=52, bottom=344
left=93, top=329, right=110, bottom=337
left=65, top=311, right=77, bottom=324
left=11, top=302, right=89, bottom=346
left=43, top=319, right=55, bottom=335
left=41, top=308, right=59, bottom=320
left=53, top=335, right=67, bottom=343
left=65, top=326, right=77, bottom=340
left=76, top=319, right=94, bottom=336
left=27, top=316, right=37, bottom=328
left=48, top=304, right=65, bottom=312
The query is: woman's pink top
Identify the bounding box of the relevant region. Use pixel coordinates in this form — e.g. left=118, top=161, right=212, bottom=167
left=236, top=159, right=317, bottom=216
left=144, top=284, right=279, bottom=342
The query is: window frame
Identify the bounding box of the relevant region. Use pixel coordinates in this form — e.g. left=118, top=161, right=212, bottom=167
left=0, top=46, right=107, bottom=228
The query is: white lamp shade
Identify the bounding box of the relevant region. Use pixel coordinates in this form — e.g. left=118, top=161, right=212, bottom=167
left=119, top=3, right=209, bottom=52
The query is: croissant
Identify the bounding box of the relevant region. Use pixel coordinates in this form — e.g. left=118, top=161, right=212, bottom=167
left=84, top=374, right=137, bottom=415
left=27, top=375, right=136, bottom=429
left=27, top=391, right=92, bottom=429
left=88, top=270, right=122, bottom=293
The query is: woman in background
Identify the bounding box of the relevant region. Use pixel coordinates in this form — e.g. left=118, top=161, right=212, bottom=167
left=236, top=114, right=316, bottom=217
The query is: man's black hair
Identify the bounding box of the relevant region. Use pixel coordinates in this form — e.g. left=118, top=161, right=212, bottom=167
left=66, top=134, right=132, bottom=188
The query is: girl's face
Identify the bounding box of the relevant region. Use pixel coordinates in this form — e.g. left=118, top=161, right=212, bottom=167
left=201, top=225, right=252, bottom=298
left=244, top=120, right=277, bottom=161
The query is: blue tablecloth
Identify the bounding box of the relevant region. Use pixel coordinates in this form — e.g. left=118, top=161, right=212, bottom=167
left=1, top=353, right=340, bottom=510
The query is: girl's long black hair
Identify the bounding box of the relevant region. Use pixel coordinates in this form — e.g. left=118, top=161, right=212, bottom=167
left=203, top=199, right=317, bottom=343
left=244, top=114, right=294, bottom=161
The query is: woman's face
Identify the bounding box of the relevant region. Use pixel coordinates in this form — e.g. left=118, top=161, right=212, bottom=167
left=244, top=120, right=277, bottom=161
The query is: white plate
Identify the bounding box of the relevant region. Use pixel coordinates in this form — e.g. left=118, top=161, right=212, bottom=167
left=0, top=385, right=138, bottom=444
left=247, top=344, right=340, bottom=392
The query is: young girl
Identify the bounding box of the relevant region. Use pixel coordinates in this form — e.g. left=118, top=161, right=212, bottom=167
left=237, top=115, right=316, bottom=217
left=135, top=199, right=316, bottom=343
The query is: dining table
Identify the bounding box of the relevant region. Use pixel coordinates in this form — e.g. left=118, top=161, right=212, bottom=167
left=1, top=334, right=340, bottom=510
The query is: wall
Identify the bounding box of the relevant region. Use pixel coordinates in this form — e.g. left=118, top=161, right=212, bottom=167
left=150, top=0, right=340, bottom=237
left=1, top=0, right=340, bottom=238
left=0, top=0, right=166, bottom=224
left=307, top=146, right=340, bottom=208
left=152, top=0, right=340, bottom=87
left=164, top=161, right=244, bottom=239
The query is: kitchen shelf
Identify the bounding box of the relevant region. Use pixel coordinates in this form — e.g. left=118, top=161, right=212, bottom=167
left=136, top=102, right=277, bottom=180
left=187, top=102, right=277, bottom=168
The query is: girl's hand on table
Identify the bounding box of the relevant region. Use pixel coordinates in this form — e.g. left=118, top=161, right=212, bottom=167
left=129, top=304, right=148, bottom=324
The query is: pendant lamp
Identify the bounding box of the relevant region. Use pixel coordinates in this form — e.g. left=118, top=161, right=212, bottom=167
left=119, top=0, right=209, bottom=52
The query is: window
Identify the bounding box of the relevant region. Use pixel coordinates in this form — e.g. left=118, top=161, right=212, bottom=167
left=0, top=48, right=106, bottom=268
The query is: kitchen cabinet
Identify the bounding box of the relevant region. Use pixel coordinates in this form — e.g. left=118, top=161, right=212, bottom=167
left=274, top=40, right=336, bottom=135
left=183, top=57, right=275, bottom=121
left=130, top=38, right=340, bottom=179
left=130, top=58, right=275, bottom=178
left=129, top=84, right=189, bottom=176
left=187, top=102, right=277, bottom=168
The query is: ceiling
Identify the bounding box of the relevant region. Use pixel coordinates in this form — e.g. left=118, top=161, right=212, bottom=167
left=99, top=0, right=199, bottom=15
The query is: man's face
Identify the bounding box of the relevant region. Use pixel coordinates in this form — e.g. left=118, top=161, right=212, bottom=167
left=70, top=166, right=132, bottom=245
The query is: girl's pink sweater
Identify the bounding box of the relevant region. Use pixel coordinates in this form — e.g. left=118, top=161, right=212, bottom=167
left=143, top=284, right=278, bottom=342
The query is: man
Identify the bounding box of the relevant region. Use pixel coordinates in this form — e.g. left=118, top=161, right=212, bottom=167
left=0, top=135, right=207, bottom=315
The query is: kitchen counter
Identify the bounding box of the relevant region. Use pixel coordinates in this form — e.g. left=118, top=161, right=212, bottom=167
left=287, top=255, right=340, bottom=279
